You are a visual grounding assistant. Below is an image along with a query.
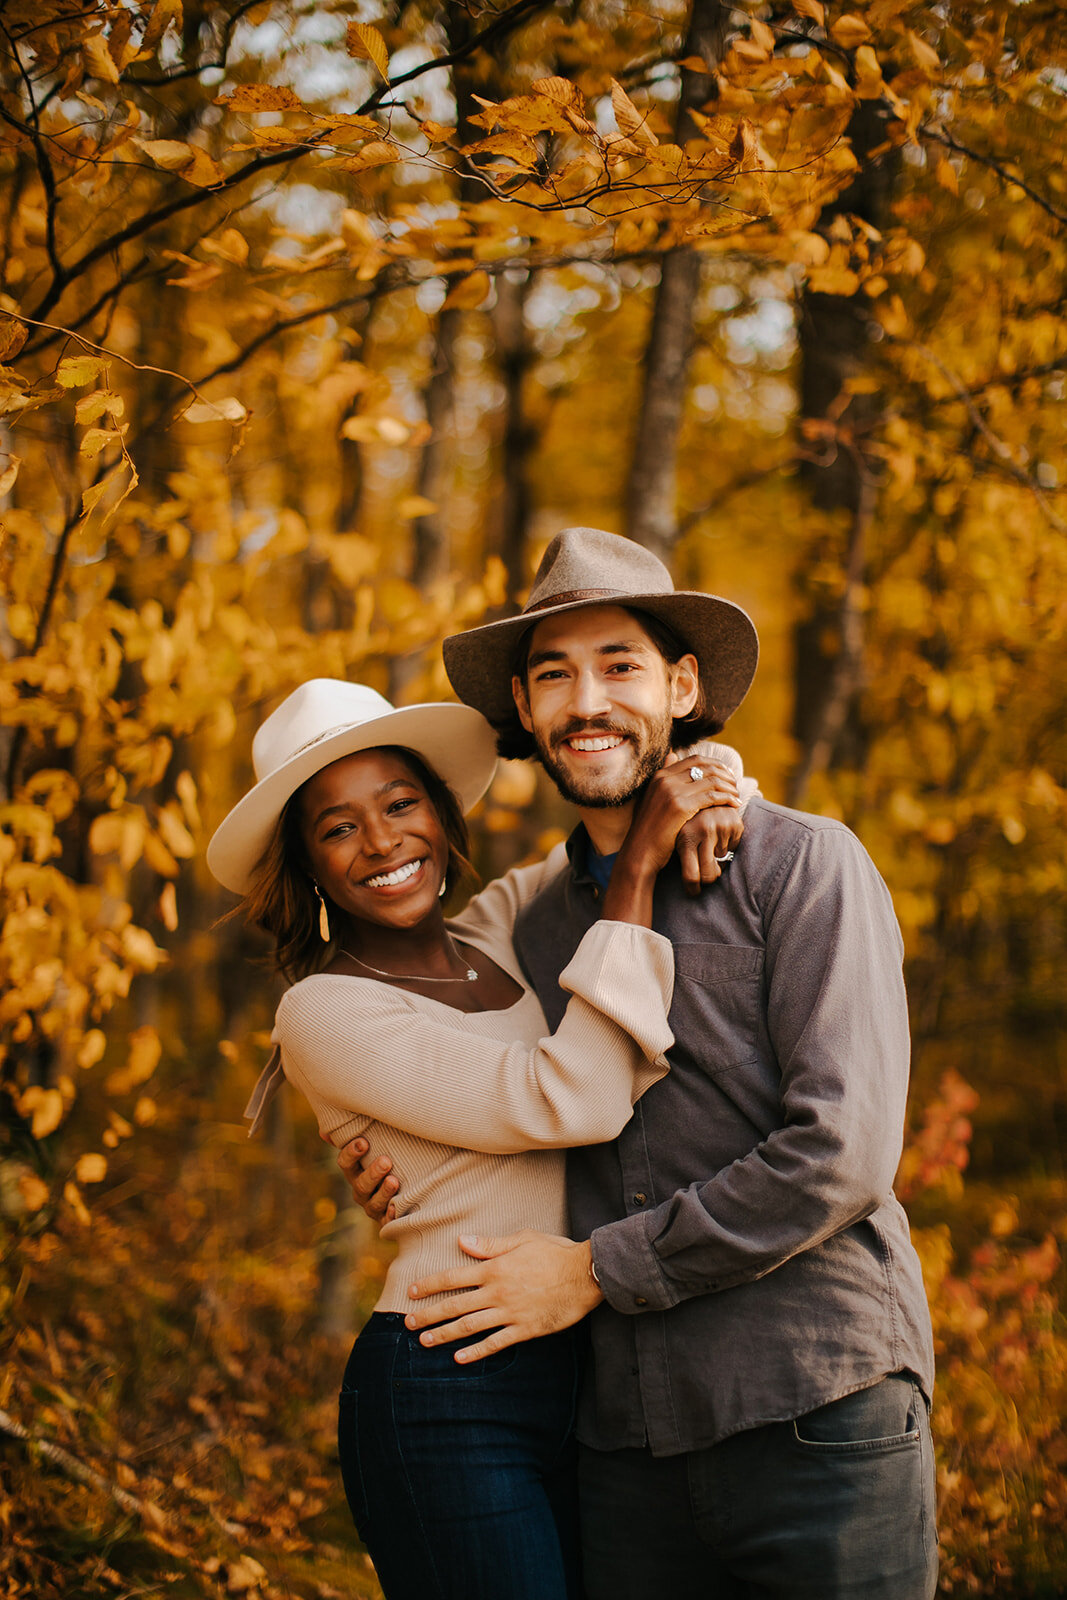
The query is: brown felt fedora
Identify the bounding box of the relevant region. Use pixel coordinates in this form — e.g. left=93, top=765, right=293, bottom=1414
left=443, top=527, right=759, bottom=730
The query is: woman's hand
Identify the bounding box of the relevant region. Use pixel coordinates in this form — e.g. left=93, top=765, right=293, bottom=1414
left=602, top=758, right=739, bottom=926
left=676, top=797, right=745, bottom=896
left=335, top=1136, right=399, bottom=1223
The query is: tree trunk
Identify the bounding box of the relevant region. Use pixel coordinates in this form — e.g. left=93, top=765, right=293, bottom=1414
left=788, top=98, right=899, bottom=806
left=624, top=0, right=729, bottom=561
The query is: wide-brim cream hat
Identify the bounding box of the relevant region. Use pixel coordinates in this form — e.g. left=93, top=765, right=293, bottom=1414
left=443, top=527, right=759, bottom=730
left=207, top=679, right=498, bottom=894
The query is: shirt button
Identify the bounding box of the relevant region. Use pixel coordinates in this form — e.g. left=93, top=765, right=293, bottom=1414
left=631, top=1192, right=647, bottom=1206
left=634, top=1296, right=648, bottom=1307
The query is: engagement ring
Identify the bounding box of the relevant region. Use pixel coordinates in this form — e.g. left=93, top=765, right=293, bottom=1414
left=689, top=766, right=705, bottom=781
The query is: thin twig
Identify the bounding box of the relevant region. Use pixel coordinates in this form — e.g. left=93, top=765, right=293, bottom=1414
left=0, top=1405, right=166, bottom=1526
left=923, top=124, right=1067, bottom=229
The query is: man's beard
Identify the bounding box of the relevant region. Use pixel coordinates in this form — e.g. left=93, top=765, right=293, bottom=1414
left=534, top=710, right=675, bottom=808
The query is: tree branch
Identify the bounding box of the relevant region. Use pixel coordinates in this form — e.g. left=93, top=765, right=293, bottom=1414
left=26, top=0, right=555, bottom=323
left=0, top=1404, right=166, bottom=1527
left=923, top=124, right=1067, bottom=228
left=0, top=22, right=67, bottom=302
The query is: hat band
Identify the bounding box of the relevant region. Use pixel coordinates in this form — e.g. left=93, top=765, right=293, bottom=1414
left=524, top=586, right=630, bottom=615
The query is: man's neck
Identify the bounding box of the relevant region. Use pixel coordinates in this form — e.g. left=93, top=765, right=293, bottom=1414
left=575, top=800, right=636, bottom=858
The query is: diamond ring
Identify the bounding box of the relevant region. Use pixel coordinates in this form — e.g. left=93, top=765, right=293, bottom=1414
left=689, top=766, right=705, bottom=782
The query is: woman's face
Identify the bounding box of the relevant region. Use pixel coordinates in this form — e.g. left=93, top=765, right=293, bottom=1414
left=298, top=748, right=450, bottom=934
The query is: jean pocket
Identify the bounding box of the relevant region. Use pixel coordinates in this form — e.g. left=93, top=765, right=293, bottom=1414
left=337, top=1389, right=371, bottom=1527
left=402, top=1332, right=519, bottom=1382
left=790, top=1377, right=922, bottom=1455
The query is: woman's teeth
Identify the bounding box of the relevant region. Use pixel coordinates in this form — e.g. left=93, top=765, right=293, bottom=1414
left=364, top=860, right=423, bottom=889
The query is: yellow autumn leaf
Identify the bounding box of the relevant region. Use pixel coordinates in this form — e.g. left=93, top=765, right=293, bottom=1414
left=346, top=23, right=389, bottom=79
left=83, top=33, right=120, bottom=84
left=159, top=882, right=178, bottom=931
left=80, top=427, right=122, bottom=457
left=106, top=1025, right=161, bottom=1095
left=142, top=0, right=183, bottom=53
left=63, top=1181, right=91, bottom=1225
left=18, top=1171, right=50, bottom=1213
left=156, top=804, right=195, bottom=858
left=75, top=1152, right=108, bottom=1184
left=201, top=228, right=249, bottom=264
left=56, top=355, right=107, bottom=388
left=442, top=270, right=491, bottom=311
left=77, top=1029, right=107, bottom=1069
left=220, top=84, right=305, bottom=113
left=75, top=390, right=125, bottom=424
left=181, top=396, right=248, bottom=424
left=398, top=495, right=437, bottom=519
left=610, top=80, right=659, bottom=149
left=18, top=1086, right=65, bottom=1139
left=133, top=1096, right=158, bottom=1126
left=332, top=141, right=400, bottom=175
left=134, top=138, right=197, bottom=171
left=830, top=14, right=871, bottom=47
left=907, top=30, right=940, bottom=72
left=340, top=414, right=410, bottom=444
left=0, top=454, right=21, bottom=495
left=791, top=0, right=824, bottom=22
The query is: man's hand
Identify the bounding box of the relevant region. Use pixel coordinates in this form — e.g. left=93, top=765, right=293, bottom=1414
left=404, top=1230, right=603, bottom=1362
left=335, top=1135, right=399, bottom=1222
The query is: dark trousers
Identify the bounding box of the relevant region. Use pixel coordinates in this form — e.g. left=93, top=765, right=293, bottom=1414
left=579, top=1374, right=938, bottom=1600
left=337, top=1312, right=583, bottom=1600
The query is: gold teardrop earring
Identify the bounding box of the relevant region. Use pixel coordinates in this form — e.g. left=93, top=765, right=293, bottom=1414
left=313, top=882, right=331, bottom=942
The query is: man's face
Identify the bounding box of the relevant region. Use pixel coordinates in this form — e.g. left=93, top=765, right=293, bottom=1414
left=511, top=605, right=699, bottom=809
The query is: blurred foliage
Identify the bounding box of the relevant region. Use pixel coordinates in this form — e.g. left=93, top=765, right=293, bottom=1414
left=0, top=0, right=1065, bottom=1595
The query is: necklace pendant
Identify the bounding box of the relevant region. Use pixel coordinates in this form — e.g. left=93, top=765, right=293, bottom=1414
left=465, top=966, right=477, bottom=981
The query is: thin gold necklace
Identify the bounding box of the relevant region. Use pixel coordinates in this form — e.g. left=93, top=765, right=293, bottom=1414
left=340, top=938, right=477, bottom=983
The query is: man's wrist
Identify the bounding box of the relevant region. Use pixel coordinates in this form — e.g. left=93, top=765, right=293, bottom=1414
left=579, top=1240, right=605, bottom=1308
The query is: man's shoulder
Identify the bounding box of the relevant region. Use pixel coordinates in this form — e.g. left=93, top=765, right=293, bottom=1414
left=739, top=798, right=891, bottom=905
left=743, top=796, right=857, bottom=848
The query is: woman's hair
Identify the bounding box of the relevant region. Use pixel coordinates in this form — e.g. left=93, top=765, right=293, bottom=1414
left=494, top=605, right=724, bottom=760
left=240, top=746, right=478, bottom=983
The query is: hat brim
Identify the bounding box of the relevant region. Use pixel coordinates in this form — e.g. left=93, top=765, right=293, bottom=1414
left=444, top=591, right=759, bottom=732
left=207, top=702, right=498, bottom=894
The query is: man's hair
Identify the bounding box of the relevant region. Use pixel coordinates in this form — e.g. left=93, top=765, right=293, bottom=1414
left=495, top=605, right=724, bottom=761
left=238, top=747, right=477, bottom=982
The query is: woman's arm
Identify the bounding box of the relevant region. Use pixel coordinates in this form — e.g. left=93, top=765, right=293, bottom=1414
left=277, top=918, right=674, bottom=1155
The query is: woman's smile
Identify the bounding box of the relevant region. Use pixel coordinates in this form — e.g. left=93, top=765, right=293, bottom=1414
left=299, top=748, right=450, bottom=933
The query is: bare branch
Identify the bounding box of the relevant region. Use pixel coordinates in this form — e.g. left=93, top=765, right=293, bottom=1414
left=0, top=1404, right=165, bottom=1526
left=923, top=123, right=1067, bottom=229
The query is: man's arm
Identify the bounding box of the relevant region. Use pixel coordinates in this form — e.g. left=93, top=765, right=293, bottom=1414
left=406, top=824, right=910, bottom=1356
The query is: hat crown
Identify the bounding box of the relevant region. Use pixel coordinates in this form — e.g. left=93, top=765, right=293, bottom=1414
left=525, top=527, right=674, bottom=613
left=251, top=680, right=396, bottom=782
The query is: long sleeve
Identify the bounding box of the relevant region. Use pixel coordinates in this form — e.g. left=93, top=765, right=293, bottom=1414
left=277, top=918, right=674, bottom=1155
left=590, top=824, right=910, bottom=1312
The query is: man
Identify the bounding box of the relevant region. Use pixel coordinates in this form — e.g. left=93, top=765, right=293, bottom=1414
left=346, top=527, right=937, bottom=1599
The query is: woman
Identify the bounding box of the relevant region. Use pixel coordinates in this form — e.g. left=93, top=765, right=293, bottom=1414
left=207, top=678, right=749, bottom=1600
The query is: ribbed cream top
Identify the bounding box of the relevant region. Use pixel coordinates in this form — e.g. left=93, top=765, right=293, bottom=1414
left=275, top=845, right=676, bottom=1311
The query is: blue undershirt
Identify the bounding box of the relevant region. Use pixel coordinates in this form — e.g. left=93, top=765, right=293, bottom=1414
left=586, top=848, right=618, bottom=894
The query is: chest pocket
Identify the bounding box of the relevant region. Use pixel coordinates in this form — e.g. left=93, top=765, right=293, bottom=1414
left=670, top=943, right=765, bottom=1075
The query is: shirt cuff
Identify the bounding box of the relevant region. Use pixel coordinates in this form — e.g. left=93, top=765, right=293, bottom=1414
left=589, top=1212, right=681, bottom=1314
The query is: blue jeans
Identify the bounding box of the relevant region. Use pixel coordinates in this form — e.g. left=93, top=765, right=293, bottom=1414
left=337, top=1312, right=583, bottom=1600
left=579, top=1374, right=938, bottom=1599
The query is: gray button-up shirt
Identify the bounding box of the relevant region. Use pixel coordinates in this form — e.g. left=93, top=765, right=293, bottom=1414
left=513, top=798, right=935, bottom=1456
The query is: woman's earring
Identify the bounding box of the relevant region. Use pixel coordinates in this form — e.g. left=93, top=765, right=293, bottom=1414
left=438, top=877, right=448, bottom=900
left=313, top=882, right=331, bottom=942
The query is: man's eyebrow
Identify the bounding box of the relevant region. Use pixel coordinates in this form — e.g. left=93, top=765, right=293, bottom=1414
left=527, top=639, right=652, bottom=671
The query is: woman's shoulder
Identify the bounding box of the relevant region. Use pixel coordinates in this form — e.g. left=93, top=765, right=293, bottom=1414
left=276, top=969, right=412, bottom=1032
